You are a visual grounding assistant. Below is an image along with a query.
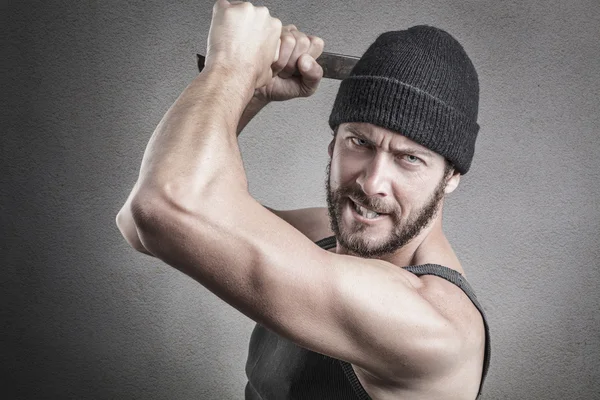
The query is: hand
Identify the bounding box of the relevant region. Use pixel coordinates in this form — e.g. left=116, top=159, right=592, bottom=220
left=253, top=25, right=325, bottom=103
left=206, top=0, right=283, bottom=90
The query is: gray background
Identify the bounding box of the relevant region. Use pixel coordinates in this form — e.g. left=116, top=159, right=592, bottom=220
left=3, top=0, right=599, bottom=399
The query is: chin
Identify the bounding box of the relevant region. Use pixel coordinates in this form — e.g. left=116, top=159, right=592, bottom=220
left=338, top=227, right=396, bottom=257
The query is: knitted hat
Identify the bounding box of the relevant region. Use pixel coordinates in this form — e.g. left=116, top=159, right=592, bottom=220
left=328, top=26, right=480, bottom=174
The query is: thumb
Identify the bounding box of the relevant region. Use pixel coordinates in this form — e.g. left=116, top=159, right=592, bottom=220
left=297, top=54, right=323, bottom=94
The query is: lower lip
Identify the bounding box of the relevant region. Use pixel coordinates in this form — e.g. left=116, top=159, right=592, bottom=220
left=348, top=199, right=388, bottom=224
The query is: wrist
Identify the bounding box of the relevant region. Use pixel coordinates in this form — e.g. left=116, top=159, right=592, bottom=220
left=204, top=55, right=258, bottom=86
left=195, top=62, right=256, bottom=106
left=181, top=67, right=254, bottom=134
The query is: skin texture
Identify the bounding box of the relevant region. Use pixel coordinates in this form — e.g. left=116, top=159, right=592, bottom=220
left=116, top=2, right=486, bottom=398
left=326, top=123, right=463, bottom=270
left=326, top=127, right=454, bottom=259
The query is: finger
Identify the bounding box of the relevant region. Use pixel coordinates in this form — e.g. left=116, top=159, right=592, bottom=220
left=278, top=29, right=311, bottom=79
left=271, top=25, right=297, bottom=75
left=213, top=0, right=230, bottom=13
left=260, top=16, right=282, bottom=86
left=296, top=54, right=323, bottom=97
left=274, top=38, right=281, bottom=63
left=306, top=35, right=325, bottom=60
left=271, top=18, right=283, bottom=64
left=297, top=53, right=323, bottom=89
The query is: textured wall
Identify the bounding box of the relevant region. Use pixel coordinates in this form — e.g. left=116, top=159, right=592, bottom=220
left=3, top=0, right=599, bottom=399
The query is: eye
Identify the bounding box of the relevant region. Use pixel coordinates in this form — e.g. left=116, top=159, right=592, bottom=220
left=349, top=137, right=370, bottom=147
left=403, top=154, right=422, bottom=164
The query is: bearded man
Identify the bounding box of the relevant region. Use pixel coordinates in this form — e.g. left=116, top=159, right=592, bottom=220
left=116, top=1, right=491, bottom=398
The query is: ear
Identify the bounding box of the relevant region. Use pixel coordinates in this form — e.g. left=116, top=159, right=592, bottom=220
left=444, top=171, right=461, bottom=194
left=328, top=139, right=335, bottom=157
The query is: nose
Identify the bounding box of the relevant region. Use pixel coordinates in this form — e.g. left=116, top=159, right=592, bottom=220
left=356, top=153, right=392, bottom=197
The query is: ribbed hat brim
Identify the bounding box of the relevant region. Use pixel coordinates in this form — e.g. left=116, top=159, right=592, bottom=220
left=329, top=75, right=479, bottom=174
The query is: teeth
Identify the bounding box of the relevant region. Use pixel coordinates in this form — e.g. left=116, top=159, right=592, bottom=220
left=354, top=201, right=380, bottom=219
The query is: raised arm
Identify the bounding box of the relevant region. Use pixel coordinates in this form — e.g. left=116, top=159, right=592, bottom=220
left=117, top=94, right=268, bottom=254
left=116, top=17, right=324, bottom=255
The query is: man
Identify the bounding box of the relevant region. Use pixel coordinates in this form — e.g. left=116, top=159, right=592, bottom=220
left=116, top=0, right=491, bottom=398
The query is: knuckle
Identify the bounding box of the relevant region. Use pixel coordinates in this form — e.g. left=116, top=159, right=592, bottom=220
left=297, top=35, right=310, bottom=48
left=272, top=17, right=282, bottom=28
left=312, top=36, right=325, bottom=48
left=282, top=33, right=295, bottom=43
left=281, top=34, right=295, bottom=47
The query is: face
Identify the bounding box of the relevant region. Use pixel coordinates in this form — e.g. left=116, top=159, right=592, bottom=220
left=325, top=122, right=456, bottom=258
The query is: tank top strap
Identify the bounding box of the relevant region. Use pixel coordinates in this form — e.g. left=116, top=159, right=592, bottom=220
left=403, top=263, right=491, bottom=398
left=315, top=235, right=337, bottom=250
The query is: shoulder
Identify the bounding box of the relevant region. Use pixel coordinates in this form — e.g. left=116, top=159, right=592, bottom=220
left=347, top=265, right=487, bottom=398
left=416, top=270, right=486, bottom=383
left=416, top=269, right=485, bottom=338
left=263, top=205, right=334, bottom=243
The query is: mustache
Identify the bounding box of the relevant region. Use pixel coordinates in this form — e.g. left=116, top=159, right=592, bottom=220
left=337, top=185, right=395, bottom=214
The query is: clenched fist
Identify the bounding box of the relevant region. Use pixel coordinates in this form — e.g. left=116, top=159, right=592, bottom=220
left=254, top=24, right=324, bottom=102
left=206, top=0, right=283, bottom=89
left=205, top=1, right=324, bottom=102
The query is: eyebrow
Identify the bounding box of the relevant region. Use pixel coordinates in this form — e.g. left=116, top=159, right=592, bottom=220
left=344, top=125, right=435, bottom=158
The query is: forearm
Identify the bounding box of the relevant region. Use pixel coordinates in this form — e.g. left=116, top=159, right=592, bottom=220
left=134, top=66, right=254, bottom=206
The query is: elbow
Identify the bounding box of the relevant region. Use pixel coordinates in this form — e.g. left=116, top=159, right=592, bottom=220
left=115, top=207, right=148, bottom=255
left=128, top=190, right=176, bottom=256
left=129, top=191, right=165, bottom=236
left=129, top=186, right=215, bottom=257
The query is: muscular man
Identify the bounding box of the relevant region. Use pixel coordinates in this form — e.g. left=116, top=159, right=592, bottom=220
left=116, top=1, right=490, bottom=398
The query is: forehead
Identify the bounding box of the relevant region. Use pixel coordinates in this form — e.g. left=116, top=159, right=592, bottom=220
left=339, top=122, right=438, bottom=158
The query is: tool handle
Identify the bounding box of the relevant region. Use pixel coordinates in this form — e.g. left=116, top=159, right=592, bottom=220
left=195, top=52, right=358, bottom=80
left=196, top=54, right=304, bottom=76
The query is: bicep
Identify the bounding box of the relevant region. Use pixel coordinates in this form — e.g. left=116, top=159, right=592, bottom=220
left=285, top=254, right=460, bottom=382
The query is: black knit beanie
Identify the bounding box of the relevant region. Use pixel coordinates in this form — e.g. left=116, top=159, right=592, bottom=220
left=328, top=26, right=480, bottom=174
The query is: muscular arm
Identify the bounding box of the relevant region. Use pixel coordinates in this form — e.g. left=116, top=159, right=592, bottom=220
left=117, top=200, right=325, bottom=257
left=116, top=95, right=268, bottom=255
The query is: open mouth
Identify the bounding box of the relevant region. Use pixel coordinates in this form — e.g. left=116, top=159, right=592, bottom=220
left=349, top=198, right=387, bottom=220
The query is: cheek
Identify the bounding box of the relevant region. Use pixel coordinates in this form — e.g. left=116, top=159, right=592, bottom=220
left=331, top=153, right=362, bottom=186
left=392, top=182, right=433, bottom=215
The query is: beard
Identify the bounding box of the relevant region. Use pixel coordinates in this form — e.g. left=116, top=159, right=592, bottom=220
left=325, top=159, right=448, bottom=259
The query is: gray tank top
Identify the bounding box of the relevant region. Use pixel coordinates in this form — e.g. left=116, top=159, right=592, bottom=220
left=245, top=236, right=491, bottom=399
